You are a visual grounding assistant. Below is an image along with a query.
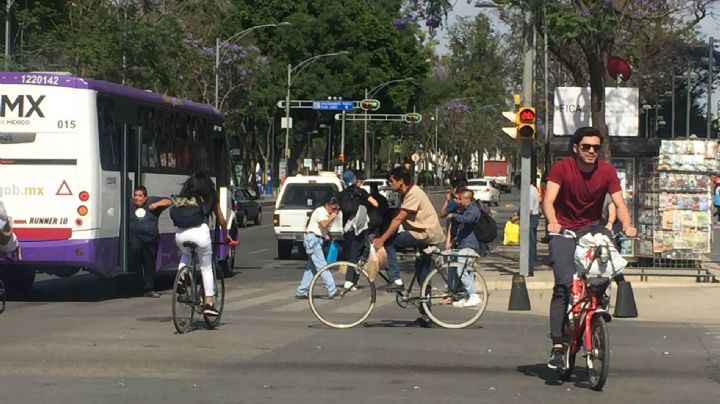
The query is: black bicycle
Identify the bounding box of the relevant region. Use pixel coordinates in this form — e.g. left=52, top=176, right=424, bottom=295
left=171, top=242, right=225, bottom=333
left=308, top=245, right=489, bottom=329
left=0, top=279, right=5, bottom=314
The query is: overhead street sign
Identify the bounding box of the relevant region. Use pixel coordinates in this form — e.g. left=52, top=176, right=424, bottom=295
left=313, top=100, right=355, bottom=111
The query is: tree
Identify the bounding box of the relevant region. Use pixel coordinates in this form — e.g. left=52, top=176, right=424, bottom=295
left=420, top=0, right=714, bottom=158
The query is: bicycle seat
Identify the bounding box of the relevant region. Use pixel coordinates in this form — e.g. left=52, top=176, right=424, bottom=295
left=182, top=241, right=199, bottom=249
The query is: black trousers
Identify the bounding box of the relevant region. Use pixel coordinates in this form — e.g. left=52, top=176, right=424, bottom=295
left=128, top=234, right=158, bottom=292
left=343, top=229, right=368, bottom=283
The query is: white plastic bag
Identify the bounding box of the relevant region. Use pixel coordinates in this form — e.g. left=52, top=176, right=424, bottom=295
left=573, top=233, right=627, bottom=278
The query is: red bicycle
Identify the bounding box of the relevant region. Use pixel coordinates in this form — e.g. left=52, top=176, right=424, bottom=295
left=551, top=230, right=627, bottom=391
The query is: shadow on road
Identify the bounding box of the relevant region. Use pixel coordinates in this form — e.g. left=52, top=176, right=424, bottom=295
left=516, top=363, right=564, bottom=386
left=7, top=271, right=177, bottom=303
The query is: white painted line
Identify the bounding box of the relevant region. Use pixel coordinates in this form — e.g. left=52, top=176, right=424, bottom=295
left=222, top=287, right=264, bottom=301
left=223, top=289, right=292, bottom=311
left=270, top=300, right=311, bottom=313
left=249, top=248, right=269, bottom=255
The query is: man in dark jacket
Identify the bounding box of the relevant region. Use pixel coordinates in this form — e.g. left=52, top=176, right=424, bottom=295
left=129, top=186, right=171, bottom=297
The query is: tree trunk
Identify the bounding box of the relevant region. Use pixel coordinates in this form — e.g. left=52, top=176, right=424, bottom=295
left=586, top=49, right=612, bottom=161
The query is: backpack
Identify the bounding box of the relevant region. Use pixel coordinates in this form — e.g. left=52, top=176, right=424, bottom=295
left=339, top=187, right=363, bottom=223
left=169, top=196, right=205, bottom=228
left=473, top=209, right=497, bottom=243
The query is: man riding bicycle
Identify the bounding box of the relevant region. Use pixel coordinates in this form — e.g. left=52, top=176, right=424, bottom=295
left=372, top=166, right=445, bottom=327
left=543, top=127, right=637, bottom=369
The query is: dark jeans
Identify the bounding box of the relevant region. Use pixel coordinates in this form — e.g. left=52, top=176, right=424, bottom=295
left=128, top=234, right=158, bottom=292
left=384, top=231, right=432, bottom=286
left=343, top=229, right=368, bottom=283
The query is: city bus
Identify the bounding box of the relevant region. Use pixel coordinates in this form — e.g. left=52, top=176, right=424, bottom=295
left=0, top=72, right=236, bottom=294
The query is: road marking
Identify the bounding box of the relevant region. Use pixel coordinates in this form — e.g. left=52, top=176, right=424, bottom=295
left=249, top=248, right=269, bottom=255
left=222, top=287, right=264, bottom=301
left=223, top=289, right=291, bottom=311
left=270, top=300, right=311, bottom=313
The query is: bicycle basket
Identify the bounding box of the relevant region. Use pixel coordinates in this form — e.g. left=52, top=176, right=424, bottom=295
left=573, top=232, right=627, bottom=279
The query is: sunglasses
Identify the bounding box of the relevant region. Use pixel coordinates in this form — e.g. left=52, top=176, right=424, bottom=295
left=579, top=144, right=601, bottom=152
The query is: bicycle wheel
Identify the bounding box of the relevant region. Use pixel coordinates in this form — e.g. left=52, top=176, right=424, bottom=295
left=421, top=265, right=488, bottom=329
left=560, top=321, right=578, bottom=381
left=308, top=261, right=376, bottom=329
left=203, top=264, right=225, bottom=329
left=587, top=316, right=610, bottom=391
left=172, top=266, right=195, bottom=334
left=0, top=279, right=6, bottom=314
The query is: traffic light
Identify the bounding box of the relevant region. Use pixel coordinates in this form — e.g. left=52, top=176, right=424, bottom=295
left=404, top=113, right=422, bottom=123
left=502, top=110, right=517, bottom=139
left=360, top=99, right=380, bottom=111
left=517, top=107, right=536, bottom=139
left=338, top=153, right=345, bottom=162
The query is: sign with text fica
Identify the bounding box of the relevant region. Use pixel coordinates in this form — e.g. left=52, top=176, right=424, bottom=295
left=553, top=87, right=639, bottom=137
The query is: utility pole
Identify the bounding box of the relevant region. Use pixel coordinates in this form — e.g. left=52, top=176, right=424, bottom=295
left=364, top=88, right=370, bottom=178
left=519, top=6, right=535, bottom=278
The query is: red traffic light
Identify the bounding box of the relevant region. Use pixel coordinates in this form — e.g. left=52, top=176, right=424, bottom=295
left=404, top=113, right=422, bottom=123
left=518, top=108, right=535, bottom=122
left=360, top=99, right=380, bottom=111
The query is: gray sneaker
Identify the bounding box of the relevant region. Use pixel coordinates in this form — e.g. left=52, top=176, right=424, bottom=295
left=547, top=348, right=565, bottom=370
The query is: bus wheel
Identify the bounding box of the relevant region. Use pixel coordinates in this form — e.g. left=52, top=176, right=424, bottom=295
left=0, top=267, right=36, bottom=299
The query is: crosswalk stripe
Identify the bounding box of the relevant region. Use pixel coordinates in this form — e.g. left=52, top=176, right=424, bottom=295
left=223, top=289, right=291, bottom=311
left=222, top=287, right=264, bottom=300
left=269, top=300, right=311, bottom=313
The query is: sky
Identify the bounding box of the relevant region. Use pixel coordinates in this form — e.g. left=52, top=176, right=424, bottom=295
left=437, top=1, right=720, bottom=116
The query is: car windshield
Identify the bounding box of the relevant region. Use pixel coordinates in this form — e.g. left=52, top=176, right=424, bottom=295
left=469, top=180, right=488, bottom=186
left=280, top=184, right=337, bottom=209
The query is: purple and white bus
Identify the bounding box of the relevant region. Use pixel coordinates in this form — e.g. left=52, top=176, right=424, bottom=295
left=0, top=72, right=236, bottom=294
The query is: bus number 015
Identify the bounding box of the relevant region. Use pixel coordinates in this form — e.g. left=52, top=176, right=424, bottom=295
left=57, top=120, right=76, bottom=129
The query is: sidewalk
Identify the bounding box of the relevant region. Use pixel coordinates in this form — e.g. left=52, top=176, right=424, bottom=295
left=469, top=244, right=720, bottom=324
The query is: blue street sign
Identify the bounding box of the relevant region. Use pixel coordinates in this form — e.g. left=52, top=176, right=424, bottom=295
left=312, top=100, right=355, bottom=111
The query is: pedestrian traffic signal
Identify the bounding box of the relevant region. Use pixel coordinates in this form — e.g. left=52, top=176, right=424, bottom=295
left=360, top=99, right=380, bottom=111
left=338, top=153, right=345, bottom=162
left=517, top=107, right=536, bottom=139
left=404, top=113, right=422, bottom=123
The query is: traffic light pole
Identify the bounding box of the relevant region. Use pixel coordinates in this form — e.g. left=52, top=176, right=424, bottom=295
left=340, top=110, right=346, bottom=171
left=364, top=88, right=370, bottom=178
left=519, top=7, right=534, bottom=278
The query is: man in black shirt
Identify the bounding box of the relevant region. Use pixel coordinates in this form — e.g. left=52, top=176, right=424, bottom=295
left=129, top=186, right=171, bottom=297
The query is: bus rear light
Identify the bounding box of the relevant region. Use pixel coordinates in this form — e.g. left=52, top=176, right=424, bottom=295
left=75, top=218, right=83, bottom=226
left=79, top=191, right=90, bottom=202
left=273, top=214, right=280, bottom=226
left=77, top=205, right=88, bottom=216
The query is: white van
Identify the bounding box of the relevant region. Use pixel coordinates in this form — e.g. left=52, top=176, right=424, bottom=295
left=273, top=174, right=345, bottom=259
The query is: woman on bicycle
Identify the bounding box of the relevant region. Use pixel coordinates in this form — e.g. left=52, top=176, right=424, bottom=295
left=174, top=172, right=231, bottom=316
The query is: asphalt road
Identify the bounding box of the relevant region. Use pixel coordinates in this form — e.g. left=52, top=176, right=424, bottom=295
left=1, top=192, right=719, bottom=403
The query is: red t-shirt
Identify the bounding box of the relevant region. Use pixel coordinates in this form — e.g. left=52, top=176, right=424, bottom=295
left=546, top=157, right=621, bottom=230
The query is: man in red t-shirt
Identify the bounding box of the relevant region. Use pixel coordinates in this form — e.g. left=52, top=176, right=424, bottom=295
left=543, top=127, right=637, bottom=370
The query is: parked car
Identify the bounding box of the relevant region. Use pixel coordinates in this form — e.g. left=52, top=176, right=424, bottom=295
left=273, top=174, right=345, bottom=260
left=361, top=178, right=401, bottom=208
left=467, top=178, right=501, bottom=206
left=232, top=187, right=262, bottom=228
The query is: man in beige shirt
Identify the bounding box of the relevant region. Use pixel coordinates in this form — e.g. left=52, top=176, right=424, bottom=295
left=372, top=166, right=444, bottom=326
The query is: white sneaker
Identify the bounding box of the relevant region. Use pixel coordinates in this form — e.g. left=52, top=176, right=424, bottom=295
left=453, top=294, right=481, bottom=308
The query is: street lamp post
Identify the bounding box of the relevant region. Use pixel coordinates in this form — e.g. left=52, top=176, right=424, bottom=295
left=215, top=22, right=290, bottom=110
left=363, top=77, right=414, bottom=177
left=284, top=51, right=350, bottom=165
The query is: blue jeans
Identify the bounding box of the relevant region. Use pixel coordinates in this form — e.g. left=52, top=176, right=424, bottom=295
left=384, top=231, right=432, bottom=285
left=296, top=234, right=337, bottom=297
left=447, top=248, right=477, bottom=295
